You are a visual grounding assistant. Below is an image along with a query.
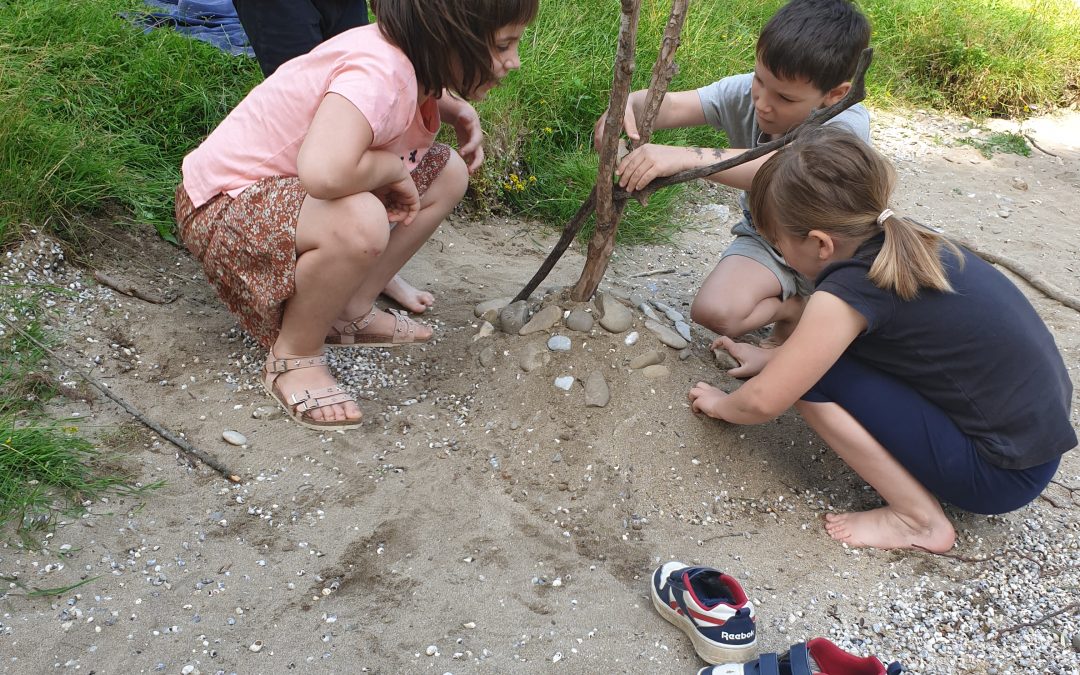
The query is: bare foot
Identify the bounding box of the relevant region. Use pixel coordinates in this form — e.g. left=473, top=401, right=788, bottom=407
left=823, top=506, right=956, bottom=552
left=332, top=306, right=434, bottom=342
left=382, top=274, right=434, bottom=313
left=265, top=353, right=362, bottom=424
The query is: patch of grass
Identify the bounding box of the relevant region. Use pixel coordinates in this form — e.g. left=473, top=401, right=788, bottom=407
left=1, top=0, right=1078, bottom=246
left=471, top=0, right=1079, bottom=236
left=958, top=131, right=1032, bottom=158
left=0, top=0, right=259, bottom=244
left=0, top=289, right=159, bottom=546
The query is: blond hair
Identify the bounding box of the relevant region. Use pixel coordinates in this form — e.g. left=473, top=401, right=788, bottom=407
left=749, top=126, right=959, bottom=300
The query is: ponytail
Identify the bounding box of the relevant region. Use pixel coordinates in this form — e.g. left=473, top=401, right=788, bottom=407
left=869, top=212, right=961, bottom=301
left=750, top=126, right=960, bottom=301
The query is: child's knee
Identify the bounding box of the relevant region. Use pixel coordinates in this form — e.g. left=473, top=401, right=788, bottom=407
left=328, top=193, right=390, bottom=258
left=690, top=295, right=746, bottom=335
left=440, top=151, right=469, bottom=203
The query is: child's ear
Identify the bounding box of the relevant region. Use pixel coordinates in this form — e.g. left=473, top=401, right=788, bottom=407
left=808, top=230, right=836, bottom=260
left=823, top=82, right=851, bottom=106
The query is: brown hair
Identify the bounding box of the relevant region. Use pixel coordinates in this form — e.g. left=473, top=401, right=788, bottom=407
left=373, top=0, right=538, bottom=98
left=750, top=126, right=960, bottom=300
left=757, top=0, right=871, bottom=93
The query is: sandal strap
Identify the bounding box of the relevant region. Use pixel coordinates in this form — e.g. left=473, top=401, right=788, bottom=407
left=266, top=354, right=328, bottom=373
left=289, top=385, right=355, bottom=413
left=339, top=306, right=380, bottom=336
left=388, top=308, right=418, bottom=343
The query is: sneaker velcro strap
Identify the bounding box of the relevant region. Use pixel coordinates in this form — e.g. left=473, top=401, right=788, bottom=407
left=749, top=653, right=781, bottom=675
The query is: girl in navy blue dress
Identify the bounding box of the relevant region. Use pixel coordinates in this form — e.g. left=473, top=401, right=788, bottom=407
left=689, top=126, right=1075, bottom=552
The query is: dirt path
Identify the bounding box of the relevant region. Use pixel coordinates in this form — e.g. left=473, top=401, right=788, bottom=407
left=2, top=109, right=1078, bottom=674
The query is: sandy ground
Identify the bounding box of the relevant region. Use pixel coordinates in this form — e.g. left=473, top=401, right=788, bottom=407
left=1, top=109, right=1078, bottom=675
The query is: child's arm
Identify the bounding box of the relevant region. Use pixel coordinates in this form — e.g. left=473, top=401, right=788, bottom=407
left=689, top=292, right=866, bottom=424
left=438, top=94, right=484, bottom=173
left=297, top=93, right=414, bottom=204
left=593, top=89, right=708, bottom=149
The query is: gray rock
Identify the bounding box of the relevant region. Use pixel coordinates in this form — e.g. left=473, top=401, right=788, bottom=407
left=678, top=348, right=691, bottom=361
left=629, top=350, right=664, bottom=369
left=499, top=300, right=529, bottom=335
left=252, top=405, right=281, bottom=420
left=475, top=296, right=513, bottom=318
left=519, top=342, right=550, bottom=372
left=638, top=303, right=662, bottom=322
left=222, top=430, right=247, bottom=446
left=473, top=320, right=495, bottom=341
left=629, top=292, right=646, bottom=307
left=624, top=331, right=639, bottom=346
left=583, top=371, right=610, bottom=408
left=519, top=304, right=563, bottom=335
left=642, top=365, right=670, bottom=379
left=597, top=294, right=633, bottom=333
left=713, top=347, right=739, bottom=371
left=654, top=301, right=685, bottom=323
left=675, top=320, right=692, bottom=342
left=1072, top=632, right=1080, bottom=652
left=478, top=346, right=496, bottom=367
left=547, top=335, right=572, bottom=352
left=554, top=375, right=575, bottom=391
left=645, top=320, right=689, bottom=349
left=479, top=308, right=501, bottom=325
left=565, top=309, right=594, bottom=332
left=997, top=209, right=1011, bottom=219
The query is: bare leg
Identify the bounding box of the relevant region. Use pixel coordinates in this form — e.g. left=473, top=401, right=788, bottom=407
left=690, top=255, right=802, bottom=340
left=796, top=400, right=957, bottom=552
left=337, top=152, right=469, bottom=337
left=382, top=273, right=434, bottom=313
left=270, top=192, right=390, bottom=423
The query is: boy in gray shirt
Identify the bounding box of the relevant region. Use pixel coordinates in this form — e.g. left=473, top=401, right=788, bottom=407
left=595, top=0, right=871, bottom=342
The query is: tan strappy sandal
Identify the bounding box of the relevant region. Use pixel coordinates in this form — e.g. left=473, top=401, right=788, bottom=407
left=262, top=352, right=363, bottom=430
left=325, top=306, right=433, bottom=348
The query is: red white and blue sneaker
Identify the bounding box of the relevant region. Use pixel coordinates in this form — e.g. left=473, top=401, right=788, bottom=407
left=650, top=561, right=757, bottom=664
left=696, top=637, right=904, bottom=675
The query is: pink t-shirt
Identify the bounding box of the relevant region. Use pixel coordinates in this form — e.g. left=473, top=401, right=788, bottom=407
left=181, top=24, right=440, bottom=207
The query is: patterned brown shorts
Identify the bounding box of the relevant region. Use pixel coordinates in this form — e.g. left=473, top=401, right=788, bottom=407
left=175, top=142, right=451, bottom=350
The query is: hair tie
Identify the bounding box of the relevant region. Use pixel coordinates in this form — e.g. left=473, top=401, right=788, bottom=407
left=876, top=208, right=894, bottom=226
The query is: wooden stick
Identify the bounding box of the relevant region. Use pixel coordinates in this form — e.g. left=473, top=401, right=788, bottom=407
left=0, top=314, right=241, bottom=483
left=950, top=237, right=1080, bottom=313
left=93, top=270, right=176, bottom=305
left=571, top=0, right=688, bottom=301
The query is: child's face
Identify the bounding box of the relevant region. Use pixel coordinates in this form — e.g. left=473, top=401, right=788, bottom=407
left=772, top=229, right=828, bottom=280
left=751, top=60, right=847, bottom=136
left=469, top=23, right=527, bottom=100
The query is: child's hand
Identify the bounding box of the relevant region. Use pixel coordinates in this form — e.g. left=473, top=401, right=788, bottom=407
left=593, top=103, right=641, bottom=152
left=689, top=381, right=728, bottom=418
left=616, top=144, right=685, bottom=192
left=374, top=174, right=420, bottom=226
left=712, top=336, right=772, bottom=378
left=443, top=99, right=484, bottom=173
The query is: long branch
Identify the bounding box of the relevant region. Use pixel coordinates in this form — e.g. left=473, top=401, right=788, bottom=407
left=0, top=314, right=241, bottom=483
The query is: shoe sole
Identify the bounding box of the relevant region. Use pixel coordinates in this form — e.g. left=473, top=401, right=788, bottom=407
left=650, top=579, right=757, bottom=665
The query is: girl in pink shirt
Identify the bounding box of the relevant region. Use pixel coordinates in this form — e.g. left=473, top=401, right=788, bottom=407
left=176, top=0, right=537, bottom=430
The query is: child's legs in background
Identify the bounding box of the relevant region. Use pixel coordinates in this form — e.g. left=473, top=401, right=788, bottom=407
left=690, top=219, right=808, bottom=340
left=796, top=354, right=1060, bottom=551
left=339, top=146, right=468, bottom=322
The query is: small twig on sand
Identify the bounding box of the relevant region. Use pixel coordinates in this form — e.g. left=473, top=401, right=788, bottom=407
left=93, top=270, right=176, bottom=304
left=630, top=268, right=676, bottom=278
left=0, top=315, right=241, bottom=483
left=995, top=602, right=1078, bottom=640
left=1022, top=133, right=1058, bottom=157
left=951, top=237, right=1080, bottom=313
